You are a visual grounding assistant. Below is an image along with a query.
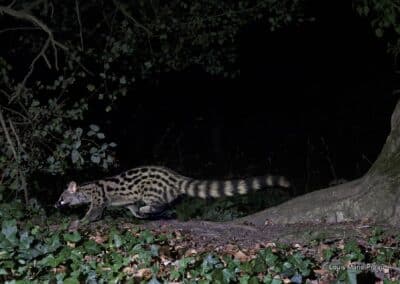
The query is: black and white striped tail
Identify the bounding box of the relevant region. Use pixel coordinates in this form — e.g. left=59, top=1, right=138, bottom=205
left=180, top=175, right=290, bottom=199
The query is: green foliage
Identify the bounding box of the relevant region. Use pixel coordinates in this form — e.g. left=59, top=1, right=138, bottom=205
left=1, top=204, right=400, bottom=282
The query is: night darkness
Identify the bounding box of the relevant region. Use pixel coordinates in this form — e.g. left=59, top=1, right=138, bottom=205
left=3, top=1, right=400, bottom=282
left=87, top=2, right=398, bottom=195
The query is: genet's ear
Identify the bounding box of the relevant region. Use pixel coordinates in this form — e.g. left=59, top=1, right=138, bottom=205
left=67, top=181, right=77, bottom=193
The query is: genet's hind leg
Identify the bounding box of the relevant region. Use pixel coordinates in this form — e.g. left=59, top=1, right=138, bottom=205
left=139, top=204, right=166, bottom=215
left=126, top=204, right=148, bottom=219
left=141, top=188, right=168, bottom=216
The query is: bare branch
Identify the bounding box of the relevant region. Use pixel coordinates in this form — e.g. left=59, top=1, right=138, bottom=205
left=0, top=5, right=68, bottom=100
left=0, top=6, right=60, bottom=44
left=11, top=37, right=51, bottom=103
left=75, top=0, right=84, bottom=51
left=0, top=108, right=29, bottom=204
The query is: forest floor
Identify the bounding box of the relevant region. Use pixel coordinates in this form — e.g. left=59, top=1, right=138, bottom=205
left=142, top=219, right=394, bottom=249
left=81, top=217, right=400, bottom=282
left=3, top=202, right=399, bottom=282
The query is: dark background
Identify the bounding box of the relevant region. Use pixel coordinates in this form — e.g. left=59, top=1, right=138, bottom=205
left=81, top=2, right=398, bottom=195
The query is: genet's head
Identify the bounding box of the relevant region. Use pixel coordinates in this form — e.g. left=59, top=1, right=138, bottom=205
left=55, top=181, right=89, bottom=208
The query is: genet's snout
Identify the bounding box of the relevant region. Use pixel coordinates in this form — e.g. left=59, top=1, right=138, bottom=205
left=55, top=200, right=62, bottom=208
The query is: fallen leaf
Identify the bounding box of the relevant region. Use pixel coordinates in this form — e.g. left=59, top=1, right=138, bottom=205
left=122, top=266, right=135, bottom=275
left=234, top=250, right=250, bottom=262
left=134, top=268, right=152, bottom=280
left=184, top=248, right=198, bottom=257
left=313, top=269, right=328, bottom=275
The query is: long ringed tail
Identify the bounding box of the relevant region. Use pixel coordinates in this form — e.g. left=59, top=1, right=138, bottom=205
left=180, top=175, right=290, bottom=199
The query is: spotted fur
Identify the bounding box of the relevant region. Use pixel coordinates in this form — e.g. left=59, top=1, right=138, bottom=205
left=55, top=166, right=290, bottom=222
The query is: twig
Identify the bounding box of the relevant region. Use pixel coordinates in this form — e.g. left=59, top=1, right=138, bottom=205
left=0, top=105, right=29, bottom=120
left=321, top=137, right=337, bottom=181
left=0, top=26, right=40, bottom=34
left=0, top=108, right=18, bottom=160
left=8, top=118, right=23, bottom=155
left=8, top=118, right=28, bottom=204
left=112, top=0, right=152, bottom=35
left=75, top=0, right=84, bottom=51
left=361, top=154, right=373, bottom=165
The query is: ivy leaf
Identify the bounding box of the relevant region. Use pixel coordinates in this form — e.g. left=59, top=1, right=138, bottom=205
left=239, top=275, right=250, bottom=284
left=63, top=278, right=80, bottom=284
left=140, top=230, right=154, bottom=244
left=71, top=149, right=80, bottom=163
left=2, top=220, right=18, bottom=244
left=89, top=124, right=100, bottom=132
left=222, top=268, right=235, bottom=283
left=148, top=276, right=161, bottom=284
left=84, top=240, right=101, bottom=254
left=19, top=231, right=33, bottom=249
left=375, top=28, right=383, bottom=38
left=86, top=84, right=95, bottom=92
left=91, top=155, right=101, bottom=164
left=150, top=244, right=159, bottom=257
left=63, top=232, right=81, bottom=243
left=249, top=276, right=261, bottom=284
left=75, top=127, right=83, bottom=137
left=111, top=231, right=122, bottom=248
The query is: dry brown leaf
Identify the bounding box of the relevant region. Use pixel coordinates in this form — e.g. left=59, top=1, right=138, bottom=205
left=122, top=266, right=135, bottom=275
left=313, top=268, right=328, bottom=275
left=51, top=265, right=67, bottom=274
left=174, top=230, right=182, bottom=238
left=68, top=220, right=80, bottom=232
left=66, top=241, right=75, bottom=248
left=184, top=248, right=198, bottom=257
left=254, top=243, right=262, bottom=250
left=234, top=250, right=250, bottom=262
left=293, top=243, right=302, bottom=249
left=134, top=268, right=152, bottom=280
left=89, top=232, right=107, bottom=244
left=317, top=243, right=330, bottom=261
left=265, top=242, right=276, bottom=248
left=264, top=219, right=274, bottom=225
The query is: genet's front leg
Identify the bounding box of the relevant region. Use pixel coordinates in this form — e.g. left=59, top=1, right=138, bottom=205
left=82, top=205, right=105, bottom=222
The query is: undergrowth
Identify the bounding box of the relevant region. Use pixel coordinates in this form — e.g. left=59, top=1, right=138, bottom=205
left=1, top=201, right=399, bottom=283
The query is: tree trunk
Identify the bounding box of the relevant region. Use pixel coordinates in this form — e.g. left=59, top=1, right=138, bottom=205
left=237, top=100, right=400, bottom=226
